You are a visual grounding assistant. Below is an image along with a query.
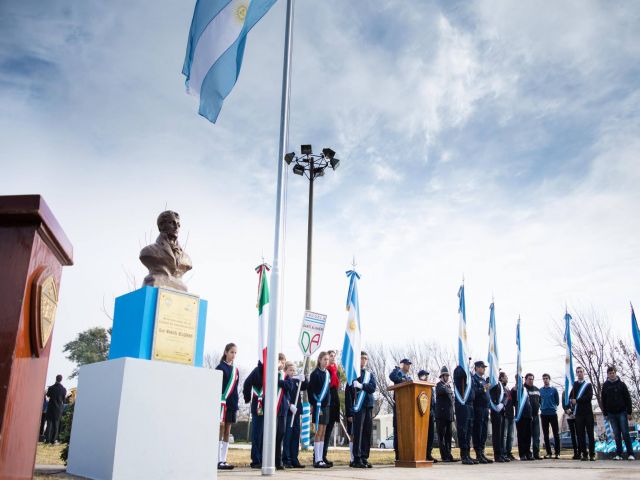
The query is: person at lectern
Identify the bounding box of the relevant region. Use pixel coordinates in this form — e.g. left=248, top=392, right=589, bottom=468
left=216, top=343, right=239, bottom=470
left=389, top=358, right=412, bottom=460
left=417, top=370, right=437, bottom=463
left=472, top=360, right=492, bottom=464
left=435, top=366, right=457, bottom=462
left=453, top=364, right=476, bottom=465
left=345, top=351, right=377, bottom=469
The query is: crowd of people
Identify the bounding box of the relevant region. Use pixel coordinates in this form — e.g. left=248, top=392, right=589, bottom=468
left=215, top=345, right=637, bottom=470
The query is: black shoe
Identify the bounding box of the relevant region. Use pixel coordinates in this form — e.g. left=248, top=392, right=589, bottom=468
left=352, top=461, right=367, bottom=468
left=508, top=454, right=516, bottom=461
left=323, top=459, right=334, bottom=468
left=476, top=455, right=488, bottom=464
left=349, top=461, right=355, bottom=468
left=481, top=452, right=494, bottom=464
left=283, top=464, right=293, bottom=469
left=276, top=465, right=285, bottom=471
left=502, top=456, right=511, bottom=462
left=589, top=456, right=596, bottom=462
left=581, top=456, right=588, bottom=461
left=314, top=461, right=330, bottom=468
left=526, top=455, right=535, bottom=461
left=533, top=454, right=543, bottom=460
left=462, top=457, right=475, bottom=465
left=495, top=457, right=506, bottom=462
left=427, top=456, right=438, bottom=463
left=250, top=462, right=261, bottom=469
left=543, top=454, right=552, bottom=459
left=291, top=462, right=305, bottom=468
left=218, top=462, right=234, bottom=470
left=572, top=453, right=581, bottom=460
left=365, top=461, right=373, bottom=468
left=443, top=458, right=452, bottom=463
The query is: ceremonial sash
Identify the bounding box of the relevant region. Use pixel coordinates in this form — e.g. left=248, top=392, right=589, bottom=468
left=251, top=385, right=264, bottom=415
left=313, top=370, right=330, bottom=431
left=352, top=371, right=371, bottom=414
left=514, top=385, right=528, bottom=422
left=573, top=381, right=590, bottom=415
left=276, top=371, right=285, bottom=412
left=489, top=384, right=505, bottom=412
left=220, top=365, right=238, bottom=421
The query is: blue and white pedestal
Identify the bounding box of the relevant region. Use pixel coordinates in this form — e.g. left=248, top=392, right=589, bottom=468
left=67, top=358, right=221, bottom=480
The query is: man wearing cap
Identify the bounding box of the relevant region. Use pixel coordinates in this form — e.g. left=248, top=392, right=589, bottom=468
left=454, top=363, right=476, bottom=465
left=435, top=366, right=457, bottom=462
left=472, top=360, right=492, bottom=464
left=418, top=370, right=437, bottom=463
left=389, top=359, right=413, bottom=460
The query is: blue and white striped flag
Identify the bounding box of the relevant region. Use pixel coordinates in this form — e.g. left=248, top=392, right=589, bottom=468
left=341, top=270, right=362, bottom=385
left=487, top=302, right=500, bottom=388
left=182, top=0, right=277, bottom=123
left=632, top=303, right=640, bottom=367
left=563, top=310, right=575, bottom=405
left=514, top=316, right=528, bottom=422
left=454, top=284, right=472, bottom=404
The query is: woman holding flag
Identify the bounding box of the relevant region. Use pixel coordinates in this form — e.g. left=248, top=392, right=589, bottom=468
left=309, top=351, right=332, bottom=469
left=216, top=342, right=239, bottom=470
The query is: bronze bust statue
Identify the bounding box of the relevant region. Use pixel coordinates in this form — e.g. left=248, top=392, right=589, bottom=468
left=139, top=210, right=192, bottom=292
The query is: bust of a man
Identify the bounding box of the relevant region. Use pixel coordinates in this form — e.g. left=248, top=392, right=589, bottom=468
left=139, top=210, right=192, bottom=292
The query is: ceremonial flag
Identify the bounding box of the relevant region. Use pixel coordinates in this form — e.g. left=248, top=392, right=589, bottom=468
left=563, top=310, right=575, bottom=405
left=183, top=0, right=277, bottom=123
left=341, top=270, right=362, bottom=385
left=255, top=263, right=270, bottom=368
left=454, top=284, right=472, bottom=404
left=632, top=304, right=640, bottom=367
left=487, top=302, right=500, bottom=388
left=514, top=316, right=528, bottom=422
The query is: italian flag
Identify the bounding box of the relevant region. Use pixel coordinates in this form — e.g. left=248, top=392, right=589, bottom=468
left=256, top=264, right=270, bottom=381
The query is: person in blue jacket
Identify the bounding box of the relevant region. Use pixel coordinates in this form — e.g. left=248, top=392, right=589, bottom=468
left=471, top=360, right=493, bottom=464
left=274, top=354, right=294, bottom=470
left=243, top=360, right=264, bottom=468
left=282, top=361, right=307, bottom=469
left=454, top=363, right=476, bottom=465
left=216, top=343, right=239, bottom=470
left=389, top=359, right=412, bottom=460
left=539, top=373, right=560, bottom=459
left=346, top=351, right=377, bottom=468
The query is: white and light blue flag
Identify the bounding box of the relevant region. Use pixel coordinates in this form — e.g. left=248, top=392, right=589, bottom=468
left=632, top=303, right=640, bottom=367
left=563, top=310, right=575, bottom=405
left=342, top=270, right=362, bottom=385
left=514, top=316, right=528, bottom=422
left=487, top=302, right=500, bottom=388
left=454, top=284, right=472, bottom=404
left=183, top=0, right=277, bottom=123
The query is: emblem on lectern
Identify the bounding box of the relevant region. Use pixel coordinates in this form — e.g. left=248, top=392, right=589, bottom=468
left=417, top=392, right=429, bottom=416
left=30, top=269, right=59, bottom=356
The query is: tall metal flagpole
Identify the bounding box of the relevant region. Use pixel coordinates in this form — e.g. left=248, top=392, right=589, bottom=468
left=262, top=0, right=295, bottom=475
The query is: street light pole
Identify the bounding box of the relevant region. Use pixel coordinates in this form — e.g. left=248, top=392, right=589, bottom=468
left=305, top=157, right=314, bottom=311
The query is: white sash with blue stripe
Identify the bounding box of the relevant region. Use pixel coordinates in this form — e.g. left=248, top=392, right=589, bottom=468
left=313, top=370, right=330, bottom=430
left=573, top=381, right=590, bottom=415
left=352, top=371, right=371, bottom=413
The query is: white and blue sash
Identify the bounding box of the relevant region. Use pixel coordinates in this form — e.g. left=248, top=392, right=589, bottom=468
left=352, top=371, right=371, bottom=414
left=489, top=383, right=505, bottom=412
left=573, top=381, right=590, bottom=415
left=313, top=370, right=330, bottom=430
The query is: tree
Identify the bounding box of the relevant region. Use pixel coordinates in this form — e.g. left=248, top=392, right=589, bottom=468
left=62, top=327, right=111, bottom=378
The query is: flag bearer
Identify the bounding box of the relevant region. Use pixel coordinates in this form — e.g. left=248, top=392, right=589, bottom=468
left=389, top=359, right=413, bottom=459
left=322, top=350, right=341, bottom=467
left=283, top=362, right=307, bottom=468
left=243, top=361, right=264, bottom=468
left=216, top=343, right=239, bottom=470
left=454, top=364, right=476, bottom=465
left=309, top=351, right=332, bottom=468
left=472, top=360, right=493, bottom=464
left=570, top=366, right=595, bottom=461
left=489, top=371, right=508, bottom=462
left=346, top=351, right=377, bottom=468
left=435, top=366, right=457, bottom=462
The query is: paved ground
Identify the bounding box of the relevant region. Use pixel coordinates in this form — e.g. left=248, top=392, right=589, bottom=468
left=213, top=460, right=639, bottom=480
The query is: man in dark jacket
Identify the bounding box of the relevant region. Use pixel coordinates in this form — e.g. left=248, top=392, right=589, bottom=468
left=489, top=372, right=509, bottom=462
left=454, top=364, right=476, bottom=465
left=471, top=361, right=492, bottom=464
left=512, top=374, right=533, bottom=461
left=345, top=351, right=377, bottom=468
left=418, top=370, right=437, bottom=463
left=435, top=366, right=457, bottom=462
left=243, top=361, right=264, bottom=468
left=601, top=366, right=634, bottom=460
left=389, top=359, right=412, bottom=460
left=570, top=366, right=595, bottom=461
left=524, top=373, right=542, bottom=459
left=501, top=374, right=516, bottom=461
left=45, top=375, right=67, bottom=444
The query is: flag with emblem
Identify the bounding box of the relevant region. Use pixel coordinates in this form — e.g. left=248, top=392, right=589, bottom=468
left=256, top=263, right=270, bottom=370
left=182, top=0, right=277, bottom=123
left=341, top=269, right=362, bottom=385
left=454, top=284, right=472, bottom=404
left=487, top=302, right=500, bottom=388
left=563, top=310, right=575, bottom=405
left=632, top=303, right=640, bottom=367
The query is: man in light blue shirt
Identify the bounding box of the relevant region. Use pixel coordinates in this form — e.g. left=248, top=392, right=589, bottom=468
left=539, top=373, right=560, bottom=459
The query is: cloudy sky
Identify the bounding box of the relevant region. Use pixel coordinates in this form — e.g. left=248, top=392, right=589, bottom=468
left=2, top=0, right=639, bottom=387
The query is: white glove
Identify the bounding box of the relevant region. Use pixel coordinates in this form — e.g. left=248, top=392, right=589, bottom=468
left=295, top=374, right=305, bottom=381
left=289, top=404, right=298, bottom=415
left=353, top=380, right=363, bottom=389
left=496, top=403, right=504, bottom=412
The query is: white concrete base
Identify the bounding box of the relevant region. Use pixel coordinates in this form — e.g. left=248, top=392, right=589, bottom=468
left=67, top=357, right=221, bottom=480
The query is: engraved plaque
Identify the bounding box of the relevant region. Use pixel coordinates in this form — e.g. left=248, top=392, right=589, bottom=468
left=151, top=288, right=199, bottom=365
left=30, top=269, right=59, bottom=356
left=417, top=391, right=429, bottom=416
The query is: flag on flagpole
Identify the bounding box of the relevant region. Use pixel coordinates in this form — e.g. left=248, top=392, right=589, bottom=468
left=563, top=310, right=575, bottom=405
left=182, top=0, right=277, bottom=123
left=632, top=303, right=640, bottom=367
left=256, top=263, right=270, bottom=370
left=454, top=284, right=472, bottom=404
left=487, top=302, right=500, bottom=388
left=514, top=316, right=528, bottom=422
left=341, top=270, right=362, bottom=385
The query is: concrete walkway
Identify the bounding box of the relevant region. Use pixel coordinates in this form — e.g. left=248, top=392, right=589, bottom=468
left=216, top=460, right=639, bottom=480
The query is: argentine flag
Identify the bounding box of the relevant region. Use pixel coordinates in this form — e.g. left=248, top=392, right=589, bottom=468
left=454, top=284, right=472, bottom=404
left=632, top=303, right=640, bottom=367
left=183, top=0, right=277, bottom=123
left=563, top=310, right=575, bottom=405
left=514, top=316, right=528, bottom=422
left=341, top=270, right=362, bottom=385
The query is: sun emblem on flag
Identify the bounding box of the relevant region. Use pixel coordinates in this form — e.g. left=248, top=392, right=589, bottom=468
left=349, top=320, right=357, bottom=332
left=236, top=3, right=248, bottom=23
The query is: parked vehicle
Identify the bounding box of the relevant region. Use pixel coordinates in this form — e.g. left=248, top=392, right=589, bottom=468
left=379, top=435, right=394, bottom=449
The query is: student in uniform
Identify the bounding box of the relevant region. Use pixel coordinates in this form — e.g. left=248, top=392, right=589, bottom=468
left=283, top=361, right=307, bottom=468
left=570, top=366, right=595, bottom=461
left=243, top=360, right=264, bottom=468
left=454, top=364, right=476, bottom=465
left=489, top=371, right=508, bottom=462
left=275, top=353, right=294, bottom=470
left=323, top=350, right=341, bottom=467
left=512, top=374, right=533, bottom=461
left=216, top=343, right=239, bottom=470
left=345, top=351, right=377, bottom=468
left=309, top=351, right=332, bottom=468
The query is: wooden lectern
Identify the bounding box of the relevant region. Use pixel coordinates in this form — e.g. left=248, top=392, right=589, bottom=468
left=388, top=380, right=435, bottom=468
left=0, top=195, right=73, bottom=480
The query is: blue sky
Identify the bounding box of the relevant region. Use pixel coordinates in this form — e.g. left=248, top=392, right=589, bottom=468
left=1, top=0, right=639, bottom=386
